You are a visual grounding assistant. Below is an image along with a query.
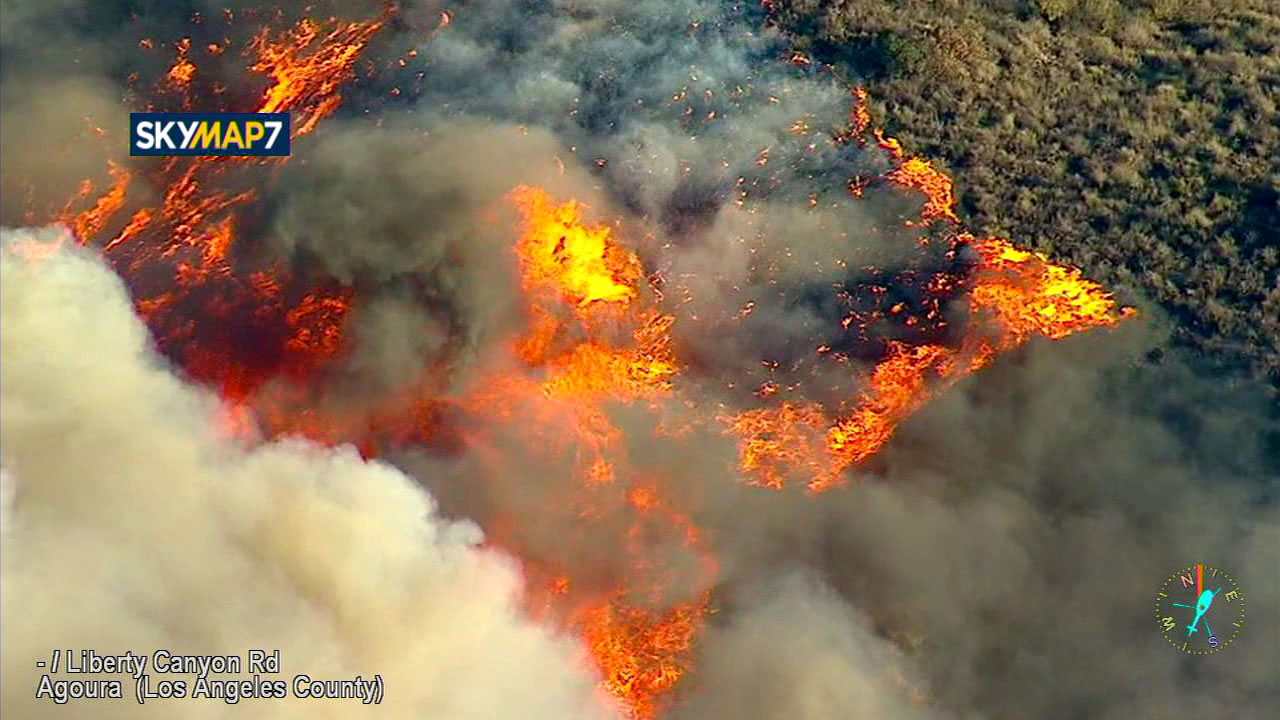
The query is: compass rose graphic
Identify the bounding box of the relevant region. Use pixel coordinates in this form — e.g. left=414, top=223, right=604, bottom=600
left=1154, top=564, right=1246, bottom=654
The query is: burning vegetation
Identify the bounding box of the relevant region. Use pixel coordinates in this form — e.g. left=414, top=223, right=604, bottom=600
left=34, top=5, right=1133, bottom=719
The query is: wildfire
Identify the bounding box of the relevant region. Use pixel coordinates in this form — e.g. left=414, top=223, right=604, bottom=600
left=512, top=186, right=644, bottom=311
left=249, top=17, right=385, bottom=135
left=967, top=236, right=1137, bottom=344
left=165, top=38, right=197, bottom=92
left=497, top=149, right=1132, bottom=709
left=36, top=8, right=1131, bottom=719
left=721, top=88, right=1129, bottom=493
left=65, top=161, right=131, bottom=242
left=513, top=484, right=717, bottom=720
left=503, top=188, right=709, bottom=718
left=54, top=14, right=383, bottom=399
left=510, top=187, right=678, bottom=405
left=577, top=503, right=716, bottom=720
left=728, top=242, right=1127, bottom=494
left=724, top=401, right=834, bottom=490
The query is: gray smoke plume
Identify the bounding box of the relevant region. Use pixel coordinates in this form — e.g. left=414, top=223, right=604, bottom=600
left=682, top=328, right=1280, bottom=719
left=0, top=228, right=618, bottom=720
left=0, top=0, right=1277, bottom=719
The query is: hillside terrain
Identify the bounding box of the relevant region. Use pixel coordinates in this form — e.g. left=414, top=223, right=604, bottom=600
left=773, top=0, right=1280, bottom=389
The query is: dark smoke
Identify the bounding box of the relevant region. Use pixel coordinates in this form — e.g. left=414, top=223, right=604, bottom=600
left=677, top=326, right=1280, bottom=719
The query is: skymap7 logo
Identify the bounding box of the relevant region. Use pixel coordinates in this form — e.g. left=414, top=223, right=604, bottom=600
left=130, top=112, right=291, bottom=156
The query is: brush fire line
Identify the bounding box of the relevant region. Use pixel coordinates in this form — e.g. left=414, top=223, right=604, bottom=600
left=42, top=9, right=1130, bottom=719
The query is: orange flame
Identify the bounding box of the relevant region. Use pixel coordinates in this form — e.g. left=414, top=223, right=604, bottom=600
left=512, top=186, right=643, bottom=310
left=723, top=88, right=1130, bottom=493
left=574, top=489, right=716, bottom=720
left=967, top=236, right=1135, bottom=344
left=165, top=37, right=197, bottom=92
left=41, top=12, right=1132, bottom=716
left=49, top=16, right=385, bottom=402
left=67, top=161, right=131, bottom=241
left=249, top=17, right=384, bottom=135
left=501, top=187, right=711, bottom=718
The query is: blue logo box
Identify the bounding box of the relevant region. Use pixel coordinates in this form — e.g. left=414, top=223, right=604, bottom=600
left=130, top=112, right=291, bottom=157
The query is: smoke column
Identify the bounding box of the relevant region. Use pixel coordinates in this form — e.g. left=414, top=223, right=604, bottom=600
left=0, top=227, right=620, bottom=719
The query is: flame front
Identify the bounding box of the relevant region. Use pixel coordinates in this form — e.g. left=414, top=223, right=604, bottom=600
left=722, top=88, right=1129, bottom=494
left=501, top=151, right=1127, bottom=711
left=37, top=11, right=1132, bottom=719
left=250, top=18, right=384, bottom=135
left=502, top=188, right=708, bottom=718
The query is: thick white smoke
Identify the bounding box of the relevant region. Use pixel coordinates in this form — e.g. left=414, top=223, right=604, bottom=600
left=0, top=227, right=618, bottom=720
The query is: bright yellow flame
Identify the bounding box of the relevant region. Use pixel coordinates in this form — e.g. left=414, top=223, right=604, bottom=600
left=512, top=186, right=643, bottom=310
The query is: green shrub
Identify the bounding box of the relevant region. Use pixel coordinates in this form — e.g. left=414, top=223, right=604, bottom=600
left=1035, top=0, right=1078, bottom=22
left=772, top=0, right=1280, bottom=388
left=884, top=32, right=929, bottom=74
